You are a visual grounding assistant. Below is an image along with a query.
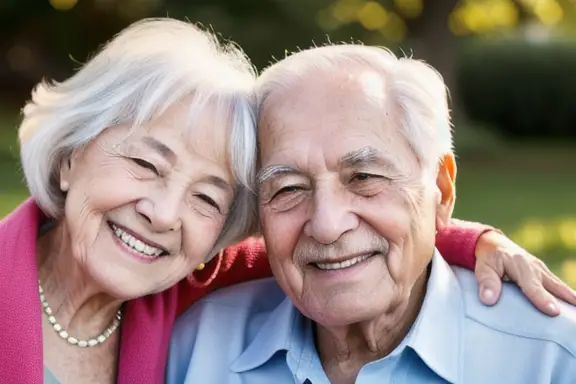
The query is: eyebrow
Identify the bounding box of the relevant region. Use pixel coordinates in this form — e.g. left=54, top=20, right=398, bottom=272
left=338, top=146, right=392, bottom=169
left=257, top=165, right=300, bottom=185
left=257, top=147, right=395, bottom=185
left=206, top=175, right=233, bottom=193
left=142, top=136, right=176, bottom=161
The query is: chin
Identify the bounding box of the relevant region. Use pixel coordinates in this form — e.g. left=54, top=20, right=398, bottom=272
left=84, top=262, right=170, bottom=300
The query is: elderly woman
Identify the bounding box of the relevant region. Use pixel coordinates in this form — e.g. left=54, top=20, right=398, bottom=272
left=0, top=18, right=573, bottom=384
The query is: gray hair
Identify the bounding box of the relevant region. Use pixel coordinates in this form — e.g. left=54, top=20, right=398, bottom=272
left=19, top=18, right=259, bottom=252
left=255, top=44, right=453, bottom=171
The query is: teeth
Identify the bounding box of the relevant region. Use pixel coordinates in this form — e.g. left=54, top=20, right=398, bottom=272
left=134, top=240, right=145, bottom=252
left=111, top=224, right=164, bottom=257
left=316, top=254, right=372, bottom=270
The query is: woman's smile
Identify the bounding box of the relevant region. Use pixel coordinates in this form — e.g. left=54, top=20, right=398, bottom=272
left=108, top=221, right=169, bottom=263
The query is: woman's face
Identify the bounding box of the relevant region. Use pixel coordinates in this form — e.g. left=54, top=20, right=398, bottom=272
left=59, top=100, right=235, bottom=299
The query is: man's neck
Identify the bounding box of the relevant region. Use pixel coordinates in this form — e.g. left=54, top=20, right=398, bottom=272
left=314, top=268, right=429, bottom=384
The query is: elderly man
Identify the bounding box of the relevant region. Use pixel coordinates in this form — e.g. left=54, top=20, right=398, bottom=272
left=167, top=45, right=576, bottom=383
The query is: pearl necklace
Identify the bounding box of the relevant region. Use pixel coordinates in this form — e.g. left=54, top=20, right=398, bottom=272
left=38, top=281, right=122, bottom=348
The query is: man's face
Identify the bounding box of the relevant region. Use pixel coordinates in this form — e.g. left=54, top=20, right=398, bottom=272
left=257, top=68, right=453, bottom=326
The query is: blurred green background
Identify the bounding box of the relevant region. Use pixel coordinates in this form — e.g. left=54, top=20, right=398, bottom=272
left=0, top=0, right=575, bottom=286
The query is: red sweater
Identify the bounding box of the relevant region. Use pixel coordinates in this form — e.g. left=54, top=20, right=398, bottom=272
left=0, top=199, right=492, bottom=384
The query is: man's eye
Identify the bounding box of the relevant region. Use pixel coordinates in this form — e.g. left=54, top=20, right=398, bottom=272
left=351, top=173, right=377, bottom=182
left=272, top=185, right=304, bottom=199
left=268, top=185, right=307, bottom=212
left=131, top=158, right=159, bottom=175
left=196, top=194, right=221, bottom=213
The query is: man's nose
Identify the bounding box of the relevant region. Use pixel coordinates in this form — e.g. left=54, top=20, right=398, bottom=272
left=303, top=186, right=358, bottom=244
left=135, top=189, right=184, bottom=232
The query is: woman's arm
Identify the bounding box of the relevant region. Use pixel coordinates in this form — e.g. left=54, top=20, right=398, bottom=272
left=176, top=237, right=271, bottom=314
left=176, top=219, right=575, bottom=316
left=435, top=218, right=495, bottom=269
left=204, top=218, right=488, bottom=297
left=205, top=237, right=272, bottom=292
left=436, top=219, right=576, bottom=315
left=201, top=218, right=487, bottom=298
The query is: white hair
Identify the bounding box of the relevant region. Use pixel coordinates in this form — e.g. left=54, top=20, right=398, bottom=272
left=255, top=44, right=453, bottom=171
left=19, top=18, right=259, bottom=251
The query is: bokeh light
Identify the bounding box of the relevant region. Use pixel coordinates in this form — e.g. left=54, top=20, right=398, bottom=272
left=393, top=0, right=423, bottom=19
left=49, top=0, right=78, bottom=11
left=378, top=12, right=407, bottom=42
left=450, top=0, right=519, bottom=35
left=357, top=2, right=389, bottom=31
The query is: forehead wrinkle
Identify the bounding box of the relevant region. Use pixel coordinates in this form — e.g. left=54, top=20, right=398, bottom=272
left=266, top=79, right=388, bottom=149
left=257, top=109, right=291, bottom=163
left=259, top=69, right=413, bottom=177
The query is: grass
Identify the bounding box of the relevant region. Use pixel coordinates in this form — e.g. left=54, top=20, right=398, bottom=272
left=0, top=111, right=27, bottom=215
left=453, top=145, right=576, bottom=284
left=1, top=115, right=574, bottom=286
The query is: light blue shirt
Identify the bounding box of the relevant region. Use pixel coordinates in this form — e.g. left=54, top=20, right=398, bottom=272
left=167, top=251, right=576, bottom=383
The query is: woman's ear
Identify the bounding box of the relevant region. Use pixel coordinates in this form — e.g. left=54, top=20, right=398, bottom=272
left=435, top=153, right=457, bottom=230
left=59, top=156, right=73, bottom=192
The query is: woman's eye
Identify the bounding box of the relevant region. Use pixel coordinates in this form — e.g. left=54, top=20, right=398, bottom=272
left=131, top=158, right=159, bottom=175
left=196, top=194, right=221, bottom=213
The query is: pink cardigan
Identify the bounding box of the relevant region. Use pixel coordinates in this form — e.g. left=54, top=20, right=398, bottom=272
left=0, top=199, right=489, bottom=383
left=1, top=199, right=191, bottom=383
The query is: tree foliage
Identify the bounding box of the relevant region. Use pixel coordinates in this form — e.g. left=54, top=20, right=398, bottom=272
left=318, top=0, right=576, bottom=43
left=1, top=0, right=574, bottom=109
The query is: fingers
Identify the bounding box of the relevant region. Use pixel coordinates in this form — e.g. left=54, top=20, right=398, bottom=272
left=483, top=249, right=566, bottom=316
left=504, top=255, right=562, bottom=316
left=519, top=282, right=560, bottom=317
left=475, top=262, right=504, bottom=306
left=542, top=272, right=576, bottom=306
left=474, top=230, right=575, bottom=316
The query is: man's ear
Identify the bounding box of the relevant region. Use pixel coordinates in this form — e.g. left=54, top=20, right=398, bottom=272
left=435, top=153, right=456, bottom=231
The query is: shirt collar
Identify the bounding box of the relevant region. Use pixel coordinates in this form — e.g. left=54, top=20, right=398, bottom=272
left=230, top=292, right=304, bottom=373
left=406, top=250, right=464, bottom=383
left=230, top=250, right=464, bottom=383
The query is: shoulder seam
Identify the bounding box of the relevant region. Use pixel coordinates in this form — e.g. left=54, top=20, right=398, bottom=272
left=465, top=315, right=576, bottom=358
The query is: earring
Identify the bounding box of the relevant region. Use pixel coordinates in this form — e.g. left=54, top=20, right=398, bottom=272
left=60, top=180, right=69, bottom=192
left=195, top=263, right=205, bottom=271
